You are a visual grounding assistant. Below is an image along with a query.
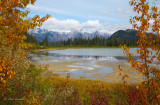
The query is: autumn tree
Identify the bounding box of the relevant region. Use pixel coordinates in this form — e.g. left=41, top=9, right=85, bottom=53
left=122, top=0, right=160, bottom=104
left=0, top=0, right=50, bottom=94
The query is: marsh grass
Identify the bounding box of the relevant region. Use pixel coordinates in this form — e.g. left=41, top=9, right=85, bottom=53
left=1, top=64, right=139, bottom=105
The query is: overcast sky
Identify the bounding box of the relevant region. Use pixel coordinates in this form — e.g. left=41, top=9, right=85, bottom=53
left=27, top=0, right=153, bottom=34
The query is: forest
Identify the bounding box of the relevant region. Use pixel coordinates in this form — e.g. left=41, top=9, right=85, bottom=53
left=25, top=33, right=138, bottom=48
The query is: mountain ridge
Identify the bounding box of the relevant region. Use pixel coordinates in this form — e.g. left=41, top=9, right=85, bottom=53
left=109, top=29, right=139, bottom=41
left=28, top=28, right=110, bottom=42
left=28, top=28, right=149, bottom=42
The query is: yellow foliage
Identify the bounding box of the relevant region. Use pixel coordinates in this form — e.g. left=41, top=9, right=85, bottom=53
left=23, top=91, right=41, bottom=105
left=0, top=0, right=50, bottom=92
left=122, top=0, right=160, bottom=104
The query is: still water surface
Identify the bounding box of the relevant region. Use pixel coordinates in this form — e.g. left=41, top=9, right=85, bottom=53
left=48, top=48, right=138, bottom=56
left=30, top=48, right=148, bottom=80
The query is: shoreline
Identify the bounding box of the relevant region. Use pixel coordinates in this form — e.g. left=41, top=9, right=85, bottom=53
left=31, top=46, right=139, bottom=51
left=30, top=47, right=144, bottom=84
left=35, top=59, right=144, bottom=84
left=97, top=61, right=144, bottom=84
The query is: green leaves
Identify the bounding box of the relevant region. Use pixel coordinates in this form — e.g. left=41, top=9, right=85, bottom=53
left=147, top=94, right=152, bottom=102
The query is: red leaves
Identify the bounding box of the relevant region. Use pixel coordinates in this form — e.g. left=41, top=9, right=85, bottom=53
left=122, top=75, right=129, bottom=80
left=118, top=65, right=123, bottom=71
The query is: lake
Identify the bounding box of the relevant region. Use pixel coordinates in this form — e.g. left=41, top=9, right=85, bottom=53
left=47, top=48, right=138, bottom=57
left=30, top=48, right=145, bottom=83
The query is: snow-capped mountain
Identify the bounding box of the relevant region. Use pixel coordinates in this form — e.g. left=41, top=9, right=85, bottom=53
left=28, top=28, right=110, bottom=42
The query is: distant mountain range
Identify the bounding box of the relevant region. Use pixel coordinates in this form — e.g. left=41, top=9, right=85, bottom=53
left=109, top=29, right=139, bottom=41
left=28, top=28, right=110, bottom=42
left=28, top=28, right=149, bottom=42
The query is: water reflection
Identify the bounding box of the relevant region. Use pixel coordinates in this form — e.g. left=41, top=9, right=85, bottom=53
left=29, top=48, right=157, bottom=82
left=32, top=51, right=139, bottom=61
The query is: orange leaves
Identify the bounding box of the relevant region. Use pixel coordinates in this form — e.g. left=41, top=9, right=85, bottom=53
left=1, top=0, right=50, bottom=46
left=125, top=0, right=160, bottom=104
left=0, top=56, right=15, bottom=90
left=0, top=67, right=2, bottom=72
left=151, top=6, right=158, bottom=13
left=0, top=0, right=50, bottom=93
left=21, top=10, right=30, bottom=18
left=129, top=0, right=134, bottom=6
left=149, top=34, right=153, bottom=39
left=136, top=85, right=139, bottom=90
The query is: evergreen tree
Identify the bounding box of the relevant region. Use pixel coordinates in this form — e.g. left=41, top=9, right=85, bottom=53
left=44, top=35, right=49, bottom=46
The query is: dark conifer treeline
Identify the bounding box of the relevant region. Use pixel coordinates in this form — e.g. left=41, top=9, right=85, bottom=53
left=24, top=32, right=39, bottom=45
left=24, top=33, right=138, bottom=47
left=49, top=36, right=137, bottom=47
left=24, top=33, right=49, bottom=48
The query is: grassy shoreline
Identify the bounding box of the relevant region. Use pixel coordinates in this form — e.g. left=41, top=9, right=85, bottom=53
left=16, top=46, right=143, bottom=104
left=3, top=64, right=136, bottom=105
left=32, top=46, right=138, bottom=51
